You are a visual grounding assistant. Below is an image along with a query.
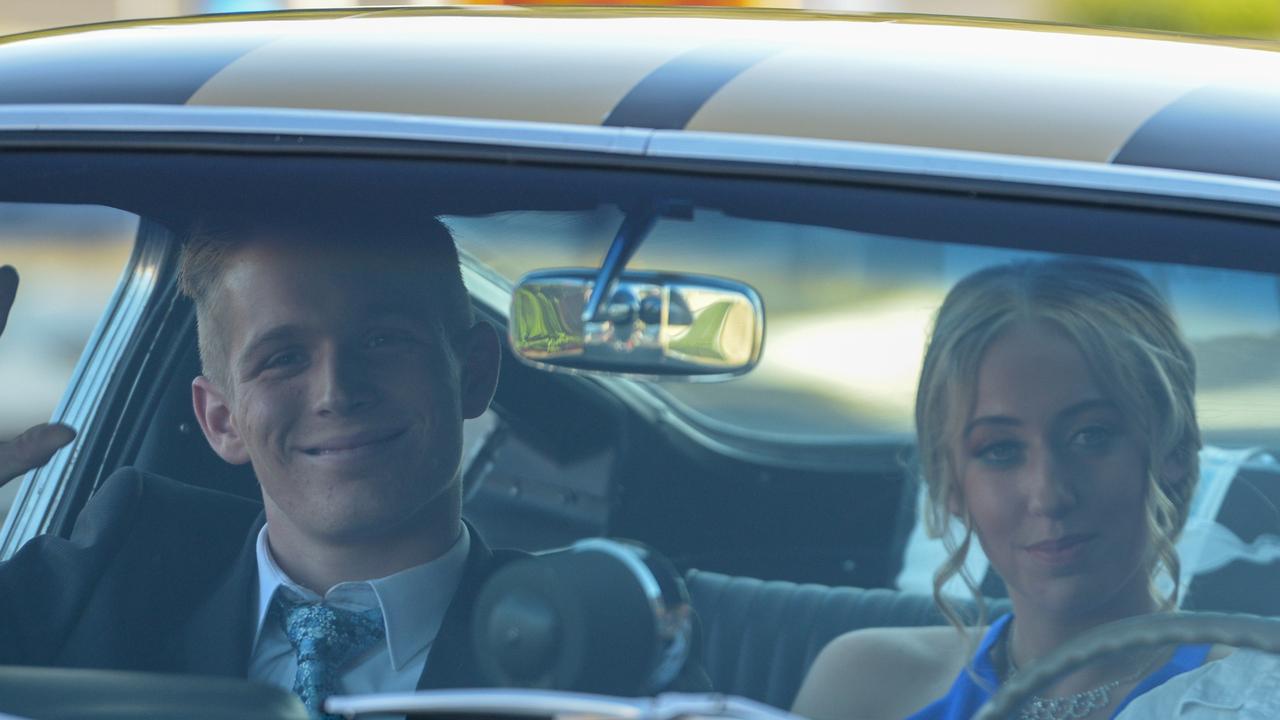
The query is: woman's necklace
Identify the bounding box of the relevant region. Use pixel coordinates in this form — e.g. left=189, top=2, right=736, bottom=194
left=1002, top=625, right=1158, bottom=720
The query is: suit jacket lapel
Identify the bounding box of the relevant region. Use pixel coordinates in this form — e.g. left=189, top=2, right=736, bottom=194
left=417, top=522, right=506, bottom=690
left=170, top=514, right=514, bottom=685
left=176, top=513, right=264, bottom=677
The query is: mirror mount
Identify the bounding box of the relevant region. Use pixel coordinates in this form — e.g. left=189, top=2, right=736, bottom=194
left=581, top=201, right=693, bottom=325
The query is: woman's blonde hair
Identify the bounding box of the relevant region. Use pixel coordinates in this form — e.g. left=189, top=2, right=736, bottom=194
left=915, top=257, right=1200, bottom=632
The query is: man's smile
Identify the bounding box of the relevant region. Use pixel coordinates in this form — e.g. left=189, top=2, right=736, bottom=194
left=300, top=427, right=408, bottom=458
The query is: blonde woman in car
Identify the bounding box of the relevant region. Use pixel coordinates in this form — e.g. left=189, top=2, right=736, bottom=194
left=793, top=258, right=1220, bottom=720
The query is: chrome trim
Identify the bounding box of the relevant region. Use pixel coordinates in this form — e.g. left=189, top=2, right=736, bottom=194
left=326, top=689, right=801, bottom=720
left=0, top=104, right=653, bottom=156
left=568, top=539, right=681, bottom=693
left=645, top=130, right=1280, bottom=207
left=572, top=538, right=666, bottom=620
left=0, top=104, right=1278, bottom=210
left=567, top=539, right=691, bottom=693
left=326, top=688, right=647, bottom=718
left=510, top=269, right=766, bottom=382
left=0, top=225, right=167, bottom=558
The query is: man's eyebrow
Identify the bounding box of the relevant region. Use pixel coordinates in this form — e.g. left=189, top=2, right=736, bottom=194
left=363, top=306, right=422, bottom=323
left=237, top=325, right=305, bottom=366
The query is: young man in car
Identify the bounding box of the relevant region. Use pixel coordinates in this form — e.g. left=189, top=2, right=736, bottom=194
left=0, top=209, right=706, bottom=713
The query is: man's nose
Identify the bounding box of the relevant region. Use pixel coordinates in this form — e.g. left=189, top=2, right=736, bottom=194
left=314, top=346, right=376, bottom=415
left=1026, top=450, right=1078, bottom=518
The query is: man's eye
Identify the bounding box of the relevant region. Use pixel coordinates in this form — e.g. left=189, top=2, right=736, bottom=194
left=263, top=351, right=303, bottom=370
left=365, top=331, right=411, bottom=349
left=976, top=441, right=1022, bottom=466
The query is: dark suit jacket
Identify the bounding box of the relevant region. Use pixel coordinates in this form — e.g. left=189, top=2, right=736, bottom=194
left=0, top=467, right=711, bottom=695
left=0, top=466, right=521, bottom=689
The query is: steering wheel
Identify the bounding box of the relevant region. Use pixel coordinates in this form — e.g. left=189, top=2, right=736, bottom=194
left=974, top=612, right=1280, bottom=720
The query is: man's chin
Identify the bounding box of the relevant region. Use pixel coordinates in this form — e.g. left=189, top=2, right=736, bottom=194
left=310, top=487, right=457, bottom=539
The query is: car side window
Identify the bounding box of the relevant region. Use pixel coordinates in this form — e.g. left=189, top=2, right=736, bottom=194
left=0, top=203, right=135, bottom=524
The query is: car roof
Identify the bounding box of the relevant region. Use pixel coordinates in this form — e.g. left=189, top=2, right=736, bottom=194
left=1, top=7, right=1278, bottom=181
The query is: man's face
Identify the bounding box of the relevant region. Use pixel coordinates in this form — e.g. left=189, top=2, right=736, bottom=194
left=193, top=240, right=495, bottom=546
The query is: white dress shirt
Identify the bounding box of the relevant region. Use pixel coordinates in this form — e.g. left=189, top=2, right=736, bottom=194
left=248, top=523, right=471, bottom=700
left=1116, top=649, right=1280, bottom=719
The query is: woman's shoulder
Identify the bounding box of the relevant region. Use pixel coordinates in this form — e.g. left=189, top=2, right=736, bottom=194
left=792, top=625, right=981, bottom=720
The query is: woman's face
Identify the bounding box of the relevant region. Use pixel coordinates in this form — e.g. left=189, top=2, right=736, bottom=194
left=954, top=320, right=1155, bottom=619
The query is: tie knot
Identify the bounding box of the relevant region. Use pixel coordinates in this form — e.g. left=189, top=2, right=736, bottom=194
left=276, top=598, right=385, bottom=664
left=271, top=594, right=385, bottom=718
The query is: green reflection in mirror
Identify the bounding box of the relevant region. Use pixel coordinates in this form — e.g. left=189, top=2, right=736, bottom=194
left=511, top=284, right=585, bottom=359
left=509, top=270, right=764, bottom=380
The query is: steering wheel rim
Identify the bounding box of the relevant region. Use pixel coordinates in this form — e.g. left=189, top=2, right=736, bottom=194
left=974, top=611, right=1280, bottom=720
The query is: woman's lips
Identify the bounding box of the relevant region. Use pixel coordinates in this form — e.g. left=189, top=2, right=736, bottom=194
left=1025, top=533, right=1095, bottom=564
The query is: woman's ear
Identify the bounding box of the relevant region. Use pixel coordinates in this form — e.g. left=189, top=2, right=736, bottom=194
left=1158, top=448, right=1192, bottom=489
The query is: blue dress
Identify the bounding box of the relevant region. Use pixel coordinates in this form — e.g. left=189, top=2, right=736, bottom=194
left=904, top=615, right=1210, bottom=720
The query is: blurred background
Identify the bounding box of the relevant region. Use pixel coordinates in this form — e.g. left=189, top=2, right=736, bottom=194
left=0, top=0, right=1278, bottom=38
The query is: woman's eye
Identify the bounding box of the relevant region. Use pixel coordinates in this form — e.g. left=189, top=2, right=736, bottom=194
left=1070, top=426, right=1113, bottom=449
left=977, top=441, right=1022, bottom=465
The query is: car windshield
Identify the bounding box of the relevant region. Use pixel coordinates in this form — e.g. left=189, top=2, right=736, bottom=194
left=1, top=147, right=1278, bottom=717
left=454, top=209, right=1280, bottom=446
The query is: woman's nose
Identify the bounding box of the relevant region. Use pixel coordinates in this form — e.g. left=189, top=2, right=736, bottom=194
left=1026, top=450, right=1079, bottom=518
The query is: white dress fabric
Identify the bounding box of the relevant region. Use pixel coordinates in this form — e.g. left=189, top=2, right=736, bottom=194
left=1114, top=649, right=1280, bottom=719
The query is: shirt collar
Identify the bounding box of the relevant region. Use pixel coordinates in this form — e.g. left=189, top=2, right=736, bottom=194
left=253, top=523, right=472, bottom=670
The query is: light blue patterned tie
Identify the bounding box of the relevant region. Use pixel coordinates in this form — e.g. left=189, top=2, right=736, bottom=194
left=272, top=595, right=385, bottom=720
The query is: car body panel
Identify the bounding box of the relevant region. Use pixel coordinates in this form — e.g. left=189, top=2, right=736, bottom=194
left=0, top=9, right=1278, bottom=179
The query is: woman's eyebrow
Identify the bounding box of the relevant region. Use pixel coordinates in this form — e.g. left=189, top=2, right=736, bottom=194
left=963, top=415, right=1020, bottom=438
left=963, top=399, right=1118, bottom=437
left=1058, top=398, right=1119, bottom=418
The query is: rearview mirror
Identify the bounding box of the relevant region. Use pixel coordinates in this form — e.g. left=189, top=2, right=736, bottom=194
left=509, top=270, right=764, bottom=380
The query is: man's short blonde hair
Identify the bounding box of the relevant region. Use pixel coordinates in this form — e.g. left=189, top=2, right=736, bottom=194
left=177, top=213, right=472, bottom=392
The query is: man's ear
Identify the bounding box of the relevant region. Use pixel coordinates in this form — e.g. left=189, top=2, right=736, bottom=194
left=191, top=376, right=251, bottom=465
left=458, top=321, right=501, bottom=420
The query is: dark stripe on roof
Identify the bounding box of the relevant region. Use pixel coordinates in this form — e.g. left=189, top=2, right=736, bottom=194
left=603, top=44, right=780, bottom=130
left=0, top=33, right=272, bottom=105
left=1113, top=85, right=1280, bottom=183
